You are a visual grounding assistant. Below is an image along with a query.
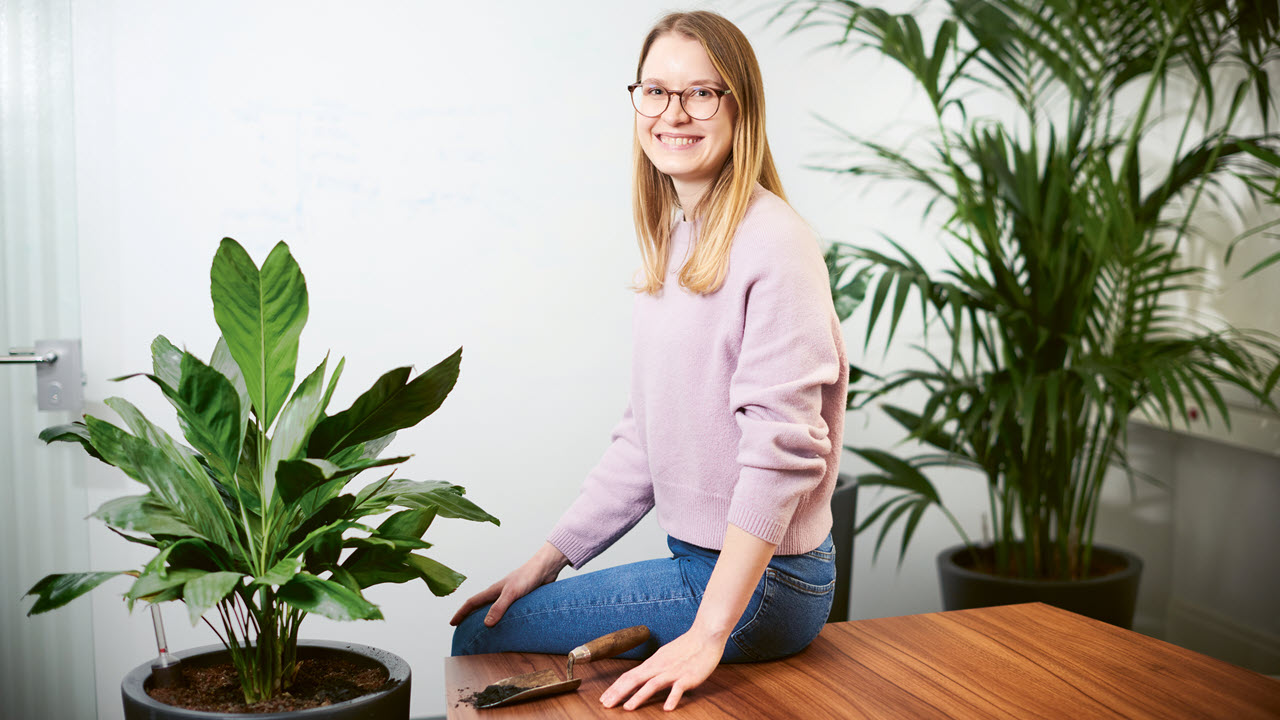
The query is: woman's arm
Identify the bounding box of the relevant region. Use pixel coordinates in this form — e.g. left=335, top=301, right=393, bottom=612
left=600, top=523, right=775, bottom=711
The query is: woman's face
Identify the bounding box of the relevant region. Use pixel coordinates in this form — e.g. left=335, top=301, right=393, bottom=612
left=636, top=33, right=737, bottom=202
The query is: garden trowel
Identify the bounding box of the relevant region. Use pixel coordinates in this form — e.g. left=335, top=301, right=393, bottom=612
left=474, top=625, right=650, bottom=709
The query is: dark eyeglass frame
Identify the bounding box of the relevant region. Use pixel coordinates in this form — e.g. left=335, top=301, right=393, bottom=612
left=627, top=83, right=733, bottom=120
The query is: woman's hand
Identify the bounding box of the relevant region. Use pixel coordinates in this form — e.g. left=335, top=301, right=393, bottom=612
left=599, top=626, right=726, bottom=711
left=448, top=542, right=569, bottom=627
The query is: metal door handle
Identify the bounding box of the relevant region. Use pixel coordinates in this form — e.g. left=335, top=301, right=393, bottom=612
left=2, top=349, right=59, bottom=365
left=2, top=340, right=83, bottom=411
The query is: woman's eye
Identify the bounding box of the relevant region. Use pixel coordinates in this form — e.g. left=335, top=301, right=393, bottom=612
left=646, top=86, right=666, bottom=96
left=690, top=88, right=712, bottom=98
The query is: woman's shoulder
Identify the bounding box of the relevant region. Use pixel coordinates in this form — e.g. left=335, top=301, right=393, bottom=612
left=734, top=185, right=821, bottom=260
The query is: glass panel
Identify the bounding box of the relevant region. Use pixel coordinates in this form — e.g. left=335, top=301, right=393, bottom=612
left=0, top=1, right=97, bottom=718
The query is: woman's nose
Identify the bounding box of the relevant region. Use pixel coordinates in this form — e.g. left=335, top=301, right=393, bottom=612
left=662, top=93, right=691, bottom=124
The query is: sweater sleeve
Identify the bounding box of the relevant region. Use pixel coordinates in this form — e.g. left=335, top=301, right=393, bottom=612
left=546, top=401, right=655, bottom=569
left=726, top=235, right=843, bottom=545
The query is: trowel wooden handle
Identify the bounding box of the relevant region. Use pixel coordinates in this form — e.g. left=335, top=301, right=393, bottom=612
left=570, top=625, right=650, bottom=664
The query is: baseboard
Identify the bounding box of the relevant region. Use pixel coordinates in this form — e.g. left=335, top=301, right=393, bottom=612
left=1165, top=598, right=1280, bottom=675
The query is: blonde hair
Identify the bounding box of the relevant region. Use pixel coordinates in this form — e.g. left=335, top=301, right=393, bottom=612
left=632, top=11, right=787, bottom=295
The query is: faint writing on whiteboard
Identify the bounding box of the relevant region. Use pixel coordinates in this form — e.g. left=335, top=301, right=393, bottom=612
left=219, top=99, right=519, bottom=230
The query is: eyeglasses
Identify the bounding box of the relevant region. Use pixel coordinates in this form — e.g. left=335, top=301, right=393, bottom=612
left=627, top=83, right=732, bottom=121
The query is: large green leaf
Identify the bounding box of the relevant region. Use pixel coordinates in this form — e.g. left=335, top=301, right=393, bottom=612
left=211, top=335, right=251, bottom=442
left=275, top=457, right=408, bottom=508
left=85, top=417, right=234, bottom=549
left=117, top=352, right=244, bottom=483
left=307, top=348, right=462, bottom=458
left=211, top=238, right=308, bottom=429
left=105, top=397, right=213, bottom=499
left=253, top=556, right=303, bottom=587
left=92, top=494, right=199, bottom=537
left=278, top=573, right=382, bottom=621
left=341, top=548, right=418, bottom=588
left=262, top=353, right=332, bottom=504
left=264, top=355, right=331, bottom=506
left=25, top=572, right=128, bottom=615
left=127, top=567, right=207, bottom=603
left=37, top=422, right=105, bottom=462
left=183, top=571, right=243, bottom=625
left=358, top=479, right=498, bottom=525
left=174, top=352, right=244, bottom=482
left=405, top=554, right=465, bottom=596
left=150, top=335, right=183, bottom=390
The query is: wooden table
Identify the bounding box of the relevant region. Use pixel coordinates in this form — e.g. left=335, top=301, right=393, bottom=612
left=443, top=602, right=1280, bottom=718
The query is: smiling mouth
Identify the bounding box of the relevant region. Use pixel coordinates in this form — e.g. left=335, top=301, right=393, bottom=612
left=658, top=134, right=702, bottom=149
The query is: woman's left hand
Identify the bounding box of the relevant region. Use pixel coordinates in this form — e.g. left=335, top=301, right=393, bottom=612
left=599, top=627, right=726, bottom=711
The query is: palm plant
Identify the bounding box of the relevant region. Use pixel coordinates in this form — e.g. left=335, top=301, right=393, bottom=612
left=780, top=0, right=1280, bottom=579
left=24, top=238, right=497, bottom=703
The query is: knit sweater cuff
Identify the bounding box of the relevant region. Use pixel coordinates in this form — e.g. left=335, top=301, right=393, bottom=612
left=546, top=526, right=599, bottom=570
left=727, top=467, right=807, bottom=545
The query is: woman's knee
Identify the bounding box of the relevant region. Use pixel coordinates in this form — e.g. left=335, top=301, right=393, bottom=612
left=450, top=605, right=492, bottom=656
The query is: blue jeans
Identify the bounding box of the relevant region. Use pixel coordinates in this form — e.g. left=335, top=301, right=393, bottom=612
left=451, top=534, right=835, bottom=662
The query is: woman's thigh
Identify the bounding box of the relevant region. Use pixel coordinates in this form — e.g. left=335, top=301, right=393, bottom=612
left=451, top=551, right=708, bottom=659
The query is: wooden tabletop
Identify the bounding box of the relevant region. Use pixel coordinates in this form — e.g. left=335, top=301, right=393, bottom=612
left=443, top=602, right=1280, bottom=719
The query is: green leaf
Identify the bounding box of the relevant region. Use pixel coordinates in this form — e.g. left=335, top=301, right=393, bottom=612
left=37, top=422, right=105, bottom=462
left=92, top=494, right=199, bottom=537
left=105, top=397, right=213, bottom=500
left=127, top=567, right=207, bottom=602
left=211, top=335, right=251, bottom=443
left=118, top=353, right=244, bottom=483
left=278, top=573, right=382, bottom=621
left=150, top=335, right=183, bottom=389
left=264, top=355, right=332, bottom=505
left=344, top=536, right=433, bottom=552
left=340, top=548, right=417, bottom=588
left=308, top=348, right=462, bottom=458
left=183, top=571, right=243, bottom=625
left=254, top=556, right=303, bottom=586
left=211, top=238, right=308, bottom=429
left=25, top=572, right=128, bottom=615
left=848, top=447, right=941, bottom=503
left=357, top=479, right=498, bottom=525
left=276, top=457, right=408, bottom=507
left=85, top=417, right=234, bottom=549
left=406, top=554, right=466, bottom=596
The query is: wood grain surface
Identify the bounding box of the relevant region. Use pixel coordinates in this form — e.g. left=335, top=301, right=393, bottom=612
left=444, top=603, right=1280, bottom=719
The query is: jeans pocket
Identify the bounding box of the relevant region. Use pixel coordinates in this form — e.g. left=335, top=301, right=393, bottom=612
left=728, top=569, right=834, bottom=662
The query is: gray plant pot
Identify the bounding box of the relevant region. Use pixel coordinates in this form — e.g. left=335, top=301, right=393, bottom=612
left=121, top=640, right=410, bottom=720
left=937, top=543, right=1143, bottom=628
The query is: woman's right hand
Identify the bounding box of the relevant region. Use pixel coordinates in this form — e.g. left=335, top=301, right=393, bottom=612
left=448, top=541, right=570, bottom=627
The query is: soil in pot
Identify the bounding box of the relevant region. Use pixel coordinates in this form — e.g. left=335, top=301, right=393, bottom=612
left=148, top=654, right=390, bottom=713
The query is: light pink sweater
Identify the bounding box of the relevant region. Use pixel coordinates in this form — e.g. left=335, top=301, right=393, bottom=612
left=548, top=187, right=848, bottom=569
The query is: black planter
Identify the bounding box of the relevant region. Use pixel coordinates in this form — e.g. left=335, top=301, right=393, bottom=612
left=937, top=544, right=1143, bottom=629
left=121, top=640, right=410, bottom=720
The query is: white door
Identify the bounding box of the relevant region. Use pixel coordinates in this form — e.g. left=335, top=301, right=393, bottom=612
left=0, top=0, right=98, bottom=717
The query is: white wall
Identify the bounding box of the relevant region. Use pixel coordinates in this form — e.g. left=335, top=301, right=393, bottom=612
left=64, top=2, right=1277, bottom=718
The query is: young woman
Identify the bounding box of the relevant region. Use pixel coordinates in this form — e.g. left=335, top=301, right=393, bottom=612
left=450, top=11, right=847, bottom=711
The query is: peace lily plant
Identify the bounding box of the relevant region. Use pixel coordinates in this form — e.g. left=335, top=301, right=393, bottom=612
left=25, top=238, right=497, bottom=703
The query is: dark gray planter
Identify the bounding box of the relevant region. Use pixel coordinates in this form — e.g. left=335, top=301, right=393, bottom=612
left=937, top=544, right=1143, bottom=629
left=121, top=640, right=410, bottom=720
